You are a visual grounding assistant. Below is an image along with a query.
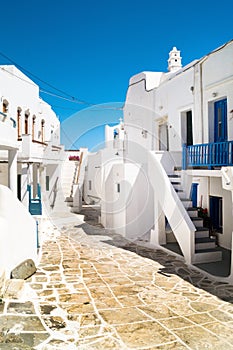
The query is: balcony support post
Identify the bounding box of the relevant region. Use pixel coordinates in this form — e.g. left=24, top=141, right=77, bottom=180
left=8, top=148, right=17, bottom=196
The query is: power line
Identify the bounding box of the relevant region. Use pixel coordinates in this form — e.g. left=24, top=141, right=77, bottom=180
left=0, top=51, right=123, bottom=111
left=0, top=51, right=93, bottom=106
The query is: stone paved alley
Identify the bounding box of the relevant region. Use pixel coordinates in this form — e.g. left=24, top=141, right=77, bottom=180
left=1, top=206, right=233, bottom=349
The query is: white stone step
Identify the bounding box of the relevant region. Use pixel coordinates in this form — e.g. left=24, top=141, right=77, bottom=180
left=187, top=208, right=199, bottom=218
left=168, top=174, right=181, bottom=182
left=191, top=217, right=204, bottom=227
left=193, top=249, right=222, bottom=263
left=171, top=183, right=182, bottom=191
left=195, top=237, right=216, bottom=250
left=195, top=227, right=209, bottom=238
left=195, top=241, right=216, bottom=250
left=181, top=199, right=192, bottom=208
left=177, top=191, right=186, bottom=199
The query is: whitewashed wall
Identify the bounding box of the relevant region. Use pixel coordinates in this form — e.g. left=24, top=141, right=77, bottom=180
left=0, top=185, right=37, bottom=278
left=83, top=151, right=102, bottom=204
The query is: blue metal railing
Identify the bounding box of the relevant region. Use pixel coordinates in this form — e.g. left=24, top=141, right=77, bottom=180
left=182, top=141, right=233, bottom=169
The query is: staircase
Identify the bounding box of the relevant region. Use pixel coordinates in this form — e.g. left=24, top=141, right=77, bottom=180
left=168, top=171, right=222, bottom=263
left=61, top=149, right=87, bottom=213
left=61, top=155, right=80, bottom=200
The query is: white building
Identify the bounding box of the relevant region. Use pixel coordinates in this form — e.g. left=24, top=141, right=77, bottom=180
left=0, top=65, right=66, bottom=215
left=84, top=40, right=233, bottom=281
left=0, top=65, right=70, bottom=287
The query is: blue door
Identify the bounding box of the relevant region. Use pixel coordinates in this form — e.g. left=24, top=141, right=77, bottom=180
left=209, top=196, right=223, bottom=233
left=214, top=99, right=227, bottom=142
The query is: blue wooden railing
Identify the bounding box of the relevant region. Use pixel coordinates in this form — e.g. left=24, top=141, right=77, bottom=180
left=182, top=141, right=233, bottom=169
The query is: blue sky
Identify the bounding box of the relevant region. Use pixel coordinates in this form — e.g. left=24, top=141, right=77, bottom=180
left=1, top=0, right=232, bottom=150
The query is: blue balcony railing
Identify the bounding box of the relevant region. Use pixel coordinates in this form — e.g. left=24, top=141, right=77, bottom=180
left=182, top=141, right=233, bottom=169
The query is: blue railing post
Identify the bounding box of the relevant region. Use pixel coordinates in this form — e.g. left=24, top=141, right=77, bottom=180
left=182, top=144, right=187, bottom=169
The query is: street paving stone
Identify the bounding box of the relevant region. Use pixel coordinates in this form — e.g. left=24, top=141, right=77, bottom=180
left=1, top=206, right=233, bottom=349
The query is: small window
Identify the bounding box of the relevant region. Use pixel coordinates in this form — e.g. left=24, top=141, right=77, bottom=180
left=25, top=114, right=29, bottom=134
left=2, top=100, right=8, bottom=113
left=117, top=183, right=120, bottom=193
left=46, top=176, right=50, bottom=191
left=114, top=128, right=119, bottom=139
left=89, top=180, right=92, bottom=191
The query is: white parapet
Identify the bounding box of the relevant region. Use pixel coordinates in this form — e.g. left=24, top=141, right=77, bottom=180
left=0, top=185, right=37, bottom=280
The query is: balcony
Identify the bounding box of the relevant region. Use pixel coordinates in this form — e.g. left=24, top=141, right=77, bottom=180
left=182, top=141, right=233, bottom=169
left=0, top=112, right=17, bottom=149
left=17, top=134, right=64, bottom=163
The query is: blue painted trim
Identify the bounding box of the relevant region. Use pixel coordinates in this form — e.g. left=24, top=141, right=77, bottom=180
left=182, top=144, right=187, bottom=170
left=190, top=183, right=198, bottom=207
left=214, top=99, right=227, bottom=143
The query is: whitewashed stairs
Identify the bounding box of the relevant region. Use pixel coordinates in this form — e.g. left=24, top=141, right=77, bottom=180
left=168, top=172, right=222, bottom=263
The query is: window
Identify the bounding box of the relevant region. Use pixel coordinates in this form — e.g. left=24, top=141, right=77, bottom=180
left=32, top=115, right=36, bottom=141
left=89, top=180, right=92, bottom=191
left=25, top=114, right=29, bottom=134
left=17, top=174, right=21, bottom=201
left=113, top=128, right=119, bottom=139
left=2, top=100, right=8, bottom=113
left=41, top=119, right=45, bottom=142
left=117, top=183, right=120, bottom=193
left=46, top=176, right=50, bottom=191
left=17, top=108, right=22, bottom=140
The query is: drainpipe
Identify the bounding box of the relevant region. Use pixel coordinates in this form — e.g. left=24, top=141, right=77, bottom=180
left=8, top=148, right=17, bottom=196
left=221, top=167, right=233, bottom=282
left=199, top=56, right=209, bottom=144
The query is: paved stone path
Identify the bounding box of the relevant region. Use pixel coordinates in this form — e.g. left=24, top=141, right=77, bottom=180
left=1, top=206, right=233, bottom=349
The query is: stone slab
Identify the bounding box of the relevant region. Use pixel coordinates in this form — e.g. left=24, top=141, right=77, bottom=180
left=11, top=259, right=36, bottom=280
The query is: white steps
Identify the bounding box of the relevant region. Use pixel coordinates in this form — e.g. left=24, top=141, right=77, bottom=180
left=193, top=249, right=223, bottom=263
left=168, top=172, right=222, bottom=264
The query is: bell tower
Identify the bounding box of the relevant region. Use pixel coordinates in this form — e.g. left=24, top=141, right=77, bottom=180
left=168, top=47, right=182, bottom=72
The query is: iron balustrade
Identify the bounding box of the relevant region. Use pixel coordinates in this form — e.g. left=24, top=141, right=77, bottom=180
left=182, top=141, right=233, bottom=169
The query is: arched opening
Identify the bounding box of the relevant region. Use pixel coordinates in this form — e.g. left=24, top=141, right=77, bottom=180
left=32, top=115, right=36, bottom=141
left=2, top=99, right=9, bottom=114
left=24, top=111, right=30, bottom=135
left=41, top=119, right=45, bottom=142
left=17, top=107, right=22, bottom=140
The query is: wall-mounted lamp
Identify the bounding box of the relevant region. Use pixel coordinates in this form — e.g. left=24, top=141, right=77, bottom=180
left=230, top=110, right=233, bottom=120
left=190, top=86, right=194, bottom=92
left=141, top=129, right=148, bottom=138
